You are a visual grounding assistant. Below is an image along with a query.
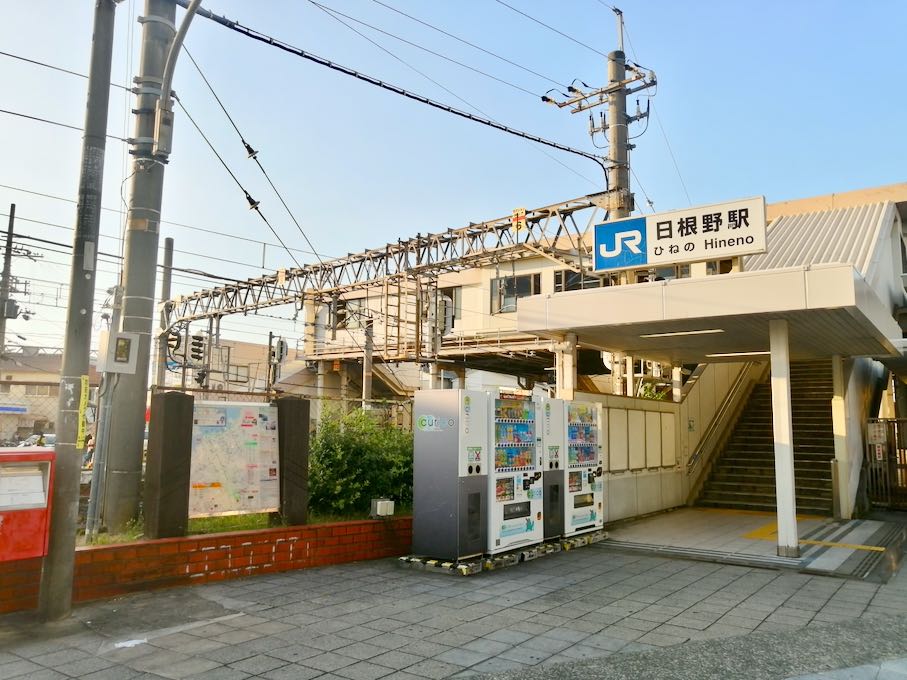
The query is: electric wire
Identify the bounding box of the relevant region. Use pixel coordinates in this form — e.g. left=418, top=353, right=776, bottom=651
left=3, top=211, right=284, bottom=274
left=0, top=182, right=326, bottom=258
left=176, top=0, right=607, bottom=172
left=182, top=48, right=332, bottom=276
left=0, top=50, right=131, bottom=91
left=310, top=1, right=540, bottom=97
left=492, top=0, right=607, bottom=57
left=603, top=8, right=690, bottom=207
left=173, top=97, right=305, bottom=270
left=307, top=1, right=600, bottom=187
left=0, top=108, right=127, bottom=142
left=367, top=0, right=567, bottom=88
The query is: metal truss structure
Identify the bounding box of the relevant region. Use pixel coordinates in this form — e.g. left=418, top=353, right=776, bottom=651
left=165, top=191, right=612, bottom=329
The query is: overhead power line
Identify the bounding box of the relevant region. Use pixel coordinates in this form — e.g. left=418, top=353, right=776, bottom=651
left=0, top=50, right=131, bottom=91
left=182, top=47, right=331, bottom=276
left=368, top=0, right=567, bottom=88
left=0, top=182, right=327, bottom=259
left=0, top=108, right=127, bottom=142
left=174, top=0, right=607, bottom=173
left=308, top=1, right=600, bottom=188
left=310, top=1, right=540, bottom=97
left=172, top=97, right=305, bottom=270
left=492, top=0, right=607, bottom=58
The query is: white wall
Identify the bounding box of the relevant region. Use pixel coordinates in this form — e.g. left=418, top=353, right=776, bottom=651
left=573, top=391, right=682, bottom=522
left=838, top=357, right=886, bottom=517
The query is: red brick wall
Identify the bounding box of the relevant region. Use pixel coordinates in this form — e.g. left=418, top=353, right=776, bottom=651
left=0, top=517, right=412, bottom=615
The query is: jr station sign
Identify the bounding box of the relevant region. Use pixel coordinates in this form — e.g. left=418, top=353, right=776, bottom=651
left=593, top=196, right=767, bottom=273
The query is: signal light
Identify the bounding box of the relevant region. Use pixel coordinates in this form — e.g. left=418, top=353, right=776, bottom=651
left=190, top=334, right=205, bottom=362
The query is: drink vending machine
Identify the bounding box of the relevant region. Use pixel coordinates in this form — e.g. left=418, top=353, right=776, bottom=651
left=564, top=401, right=605, bottom=536
left=539, top=397, right=566, bottom=541
left=487, top=390, right=544, bottom=554
left=412, top=389, right=488, bottom=561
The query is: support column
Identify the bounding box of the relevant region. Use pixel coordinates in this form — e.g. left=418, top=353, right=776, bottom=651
left=314, top=360, right=330, bottom=423
left=831, top=355, right=849, bottom=519
left=610, top=351, right=624, bottom=396
left=625, top=355, right=635, bottom=398
left=453, top=364, right=467, bottom=390
left=672, top=366, right=683, bottom=403
left=769, top=319, right=799, bottom=558
left=362, top=319, right=373, bottom=408
left=555, top=334, right=577, bottom=400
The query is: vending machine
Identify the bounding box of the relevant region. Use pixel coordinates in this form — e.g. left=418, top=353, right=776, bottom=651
left=488, top=391, right=544, bottom=555
left=539, top=397, right=566, bottom=541
left=413, top=390, right=488, bottom=561
left=564, top=401, right=605, bottom=536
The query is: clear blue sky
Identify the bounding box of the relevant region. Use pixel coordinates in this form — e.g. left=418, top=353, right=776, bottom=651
left=1, top=0, right=905, bottom=350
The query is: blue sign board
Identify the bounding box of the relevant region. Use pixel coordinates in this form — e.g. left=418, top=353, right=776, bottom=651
left=594, top=217, right=647, bottom=271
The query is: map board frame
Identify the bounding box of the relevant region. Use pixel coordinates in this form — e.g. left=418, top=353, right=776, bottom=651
left=188, top=400, right=280, bottom=518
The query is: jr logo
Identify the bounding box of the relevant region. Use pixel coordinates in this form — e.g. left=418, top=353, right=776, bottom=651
left=594, top=217, right=648, bottom=270
left=599, top=230, right=642, bottom=257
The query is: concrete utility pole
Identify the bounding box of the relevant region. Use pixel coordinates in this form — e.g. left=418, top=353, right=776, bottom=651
left=104, top=0, right=200, bottom=530
left=40, top=0, right=117, bottom=620
left=0, top=205, right=16, bottom=352
left=154, top=236, right=174, bottom=387
left=607, top=47, right=630, bottom=220
left=544, top=7, right=654, bottom=399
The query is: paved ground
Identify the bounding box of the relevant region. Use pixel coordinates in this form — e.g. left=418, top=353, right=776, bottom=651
left=3, top=539, right=907, bottom=680
left=606, top=507, right=902, bottom=578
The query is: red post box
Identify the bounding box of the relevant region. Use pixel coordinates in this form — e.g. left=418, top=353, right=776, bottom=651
left=0, top=448, right=55, bottom=561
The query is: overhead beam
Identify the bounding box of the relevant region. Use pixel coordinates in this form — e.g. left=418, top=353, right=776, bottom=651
left=165, top=192, right=610, bottom=327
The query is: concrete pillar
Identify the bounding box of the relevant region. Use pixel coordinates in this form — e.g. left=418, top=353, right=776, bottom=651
left=625, top=355, right=635, bottom=398
left=453, top=365, right=467, bottom=390
left=610, top=351, right=624, bottom=396
left=555, top=334, right=577, bottom=400
left=831, top=355, right=849, bottom=519
left=672, top=366, right=683, bottom=403
left=769, top=319, right=799, bottom=557
left=314, top=360, right=330, bottom=423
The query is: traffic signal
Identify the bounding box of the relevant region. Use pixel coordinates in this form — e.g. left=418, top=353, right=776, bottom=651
left=190, top=334, right=205, bottom=362
left=167, top=331, right=181, bottom=357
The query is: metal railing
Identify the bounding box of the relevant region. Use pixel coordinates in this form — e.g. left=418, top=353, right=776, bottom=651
left=686, top=362, right=767, bottom=500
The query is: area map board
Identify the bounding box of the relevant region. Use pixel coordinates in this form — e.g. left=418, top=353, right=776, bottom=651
left=189, top=401, right=280, bottom=518
left=593, top=196, right=766, bottom=273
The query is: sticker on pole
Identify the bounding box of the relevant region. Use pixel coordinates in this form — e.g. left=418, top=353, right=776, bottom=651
left=594, top=196, right=766, bottom=273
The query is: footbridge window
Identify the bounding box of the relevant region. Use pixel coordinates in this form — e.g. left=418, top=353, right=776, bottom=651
left=491, top=273, right=540, bottom=314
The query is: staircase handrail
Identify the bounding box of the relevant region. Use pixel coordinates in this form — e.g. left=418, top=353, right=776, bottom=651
left=686, top=362, right=767, bottom=481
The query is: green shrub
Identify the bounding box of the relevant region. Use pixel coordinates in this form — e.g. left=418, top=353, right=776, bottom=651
left=308, top=408, right=413, bottom=515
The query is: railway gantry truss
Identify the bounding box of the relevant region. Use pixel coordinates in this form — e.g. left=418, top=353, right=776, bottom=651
left=164, top=191, right=611, bottom=334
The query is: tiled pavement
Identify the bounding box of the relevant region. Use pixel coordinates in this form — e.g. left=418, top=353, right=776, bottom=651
left=2, top=543, right=907, bottom=679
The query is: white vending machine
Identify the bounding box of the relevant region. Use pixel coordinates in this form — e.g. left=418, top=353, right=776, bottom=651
left=487, top=390, right=544, bottom=555
left=564, top=401, right=605, bottom=536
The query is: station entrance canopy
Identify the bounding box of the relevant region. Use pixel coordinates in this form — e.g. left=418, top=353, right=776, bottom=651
left=517, top=201, right=906, bottom=366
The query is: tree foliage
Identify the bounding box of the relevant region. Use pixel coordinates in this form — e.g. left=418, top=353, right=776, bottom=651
left=308, top=408, right=413, bottom=515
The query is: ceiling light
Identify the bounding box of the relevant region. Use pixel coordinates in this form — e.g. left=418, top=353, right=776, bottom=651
left=640, top=329, right=725, bottom=339
left=705, top=351, right=771, bottom=358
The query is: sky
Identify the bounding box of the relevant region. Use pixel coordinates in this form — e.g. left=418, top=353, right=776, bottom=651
left=0, top=0, right=905, bottom=355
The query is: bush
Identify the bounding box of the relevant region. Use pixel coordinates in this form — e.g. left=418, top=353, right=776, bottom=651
left=308, top=408, right=413, bottom=515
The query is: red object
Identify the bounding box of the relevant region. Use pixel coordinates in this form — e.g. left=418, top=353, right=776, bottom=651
left=0, top=448, right=55, bottom=562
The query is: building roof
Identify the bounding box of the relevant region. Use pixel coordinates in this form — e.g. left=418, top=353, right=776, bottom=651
left=0, top=352, right=101, bottom=383
left=745, top=201, right=898, bottom=278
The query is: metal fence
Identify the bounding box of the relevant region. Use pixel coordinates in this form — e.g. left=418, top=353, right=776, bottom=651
left=865, top=418, right=907, bottom=509
left=150, top=386, right=414, bottom=431
left=0, top=381, right=93, bottom=445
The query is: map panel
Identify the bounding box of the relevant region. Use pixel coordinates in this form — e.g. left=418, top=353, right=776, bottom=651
left=188, top=401, right=280, bottom=518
